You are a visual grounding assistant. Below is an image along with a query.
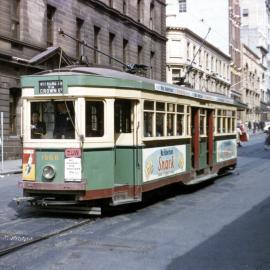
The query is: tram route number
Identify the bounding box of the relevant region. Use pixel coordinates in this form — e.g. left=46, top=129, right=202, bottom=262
left=39, top=80, right=63, bottom=94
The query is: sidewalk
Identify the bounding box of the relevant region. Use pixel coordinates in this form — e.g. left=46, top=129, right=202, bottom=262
left=0, top=159, right=22, bottom=175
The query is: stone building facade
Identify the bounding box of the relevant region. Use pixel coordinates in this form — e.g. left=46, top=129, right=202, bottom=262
left=0, top=0, right=166, bottom=159
left=166, top=27, right=231, bottom=96
left=241, top=44, right=264, bottom=123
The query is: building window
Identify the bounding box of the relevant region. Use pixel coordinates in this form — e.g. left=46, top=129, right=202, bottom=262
left=150, top=2, right=155, bottom=30
left=86, top=101, right=104, bottom=137
left=76, top=18, right=84, bottom=59
left=138, top=0, right=143, bottom=22
left=137, top=45, right=143, bottom=64
left=10, top=0, right=20, bottom=39
left=179, top=0, right=186, bottom=12
left=243, top=8, right=248, bottom=17
left=187, top=41, right=190, bottom=59
left=123, top=39, right=128, bottom=65
left=47, top=5, right=56, bottom=47
left=172, top=69, right=181, bottom=84
left=9, top=88, right=20, bottom=135
left=109, top=33, right=115, bottom=65
left=123, top=0, right=127, bottom=14
left=150, top=51, right=155, bottom=79
left=94, top=26, right=100, bottom=64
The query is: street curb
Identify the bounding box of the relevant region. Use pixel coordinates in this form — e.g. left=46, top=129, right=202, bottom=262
left=0, top=169, right=22, bottom=175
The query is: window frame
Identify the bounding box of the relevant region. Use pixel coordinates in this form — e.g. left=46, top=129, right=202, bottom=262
left=143, top=100, right=188, bottom=139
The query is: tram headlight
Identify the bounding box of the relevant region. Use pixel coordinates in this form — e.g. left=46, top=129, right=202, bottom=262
left=42, top=165, right=55, bottom=180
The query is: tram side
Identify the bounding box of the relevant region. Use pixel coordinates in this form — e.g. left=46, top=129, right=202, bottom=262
left=19, top=68, right=237, bottom=208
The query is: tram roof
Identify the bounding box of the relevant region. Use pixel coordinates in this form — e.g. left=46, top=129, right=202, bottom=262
left=22, top=66, right=242, bottom=107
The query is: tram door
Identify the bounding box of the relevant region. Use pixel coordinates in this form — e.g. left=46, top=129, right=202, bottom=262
left=191, top=107, right=214, bottom=171
left=112, top=99, right=141, bottom=205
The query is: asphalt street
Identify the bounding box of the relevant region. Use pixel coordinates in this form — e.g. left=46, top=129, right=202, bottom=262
left=0, top=133, right=270, bottom=270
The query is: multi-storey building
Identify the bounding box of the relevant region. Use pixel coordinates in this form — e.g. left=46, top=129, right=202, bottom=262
left=0, top=0, right=166, bottom=159
left=240, top=0, right=270, bottom=119
left=166, top=0, right=242, bottom=101
left=166, top=27, right=231, bottom=96
left=241, top=44, right=264, bottom=123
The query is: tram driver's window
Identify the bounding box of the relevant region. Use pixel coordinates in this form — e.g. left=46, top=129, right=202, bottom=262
left=115, top=100, right=131, bottom=133
left=86, top=101, right=104, bottom=137
left=30, top=101, right=75, bottom=139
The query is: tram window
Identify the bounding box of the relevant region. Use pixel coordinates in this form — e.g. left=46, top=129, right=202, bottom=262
left=156, top=102, right=165, bottom=111
left=115, top=100, right=131, bottom=133
left=200, top=109, right=206, bottom=135
left=186, top=106, right=190, bottom=136
left=228, top=118, right=232, bottom=133
left=156, top=113, right=164, bottom=136
left=86, top=101, right=104, bottom=137
left=222, top=117, right=226, bottom=133
left=30, top=101, right=75, bottom=139
left=167, top=113, right=174, bottom=136
left=217, top=117, right=222, bottom=133
left=167, top=103, right=175, bottom=112
left=177, top=104, right=184, bottom=113
left=144, top=101, right=154, bottom=110
left=177, top=114, right=183, bottom=135
left=144, top=112, right=153, bottom=137
left=144, top=100, right=154, bottom=137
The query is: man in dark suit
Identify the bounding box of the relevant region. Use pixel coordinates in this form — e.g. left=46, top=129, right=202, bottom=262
left=31, top=112, right=46, bottom=139
left=53, top=102, right=74, bottom=139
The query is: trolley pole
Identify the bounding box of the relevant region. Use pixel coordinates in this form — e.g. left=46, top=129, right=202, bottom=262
left=1, top=112, right=3, bottom=172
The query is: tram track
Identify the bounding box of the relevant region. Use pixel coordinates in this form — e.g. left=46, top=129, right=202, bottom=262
left=0, top=217, right=94, bottom=257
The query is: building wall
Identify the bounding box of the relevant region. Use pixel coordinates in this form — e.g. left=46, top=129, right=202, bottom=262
left=166, top=28, right=231, bottom=96
left=241, top=44, right=263, bottom=123
left=0, top=0, right=166, bottom=159
left=240, top=0, right=270, bottom=106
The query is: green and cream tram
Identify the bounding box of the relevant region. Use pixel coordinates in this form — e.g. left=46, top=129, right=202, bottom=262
left=19, top=67, right=238, bottom=212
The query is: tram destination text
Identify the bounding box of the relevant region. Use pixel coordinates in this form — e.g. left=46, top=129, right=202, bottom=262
left=39, top=80, right=63, bottom=94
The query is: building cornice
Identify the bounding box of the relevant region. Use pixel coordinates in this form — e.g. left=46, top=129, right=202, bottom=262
left=242, top=43, right=260, bottom=60
left=0, top=34, right=46, bottom=51
left=167, top=26, right=231, bottom=60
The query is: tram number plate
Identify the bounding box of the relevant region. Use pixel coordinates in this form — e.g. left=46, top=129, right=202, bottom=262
left=39, top=80, right=63, bottom=94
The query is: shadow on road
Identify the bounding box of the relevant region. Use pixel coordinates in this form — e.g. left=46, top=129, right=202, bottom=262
left=167, top=195, right=270, bottom=270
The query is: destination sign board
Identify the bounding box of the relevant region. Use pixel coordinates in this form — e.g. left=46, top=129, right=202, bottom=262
left=39, top=80, right=63, bottom=94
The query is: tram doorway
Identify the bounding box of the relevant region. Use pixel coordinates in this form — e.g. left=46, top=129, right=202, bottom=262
left=191, top=107, right=214, bottom=172
left=112, top=99, right=141, bottom=205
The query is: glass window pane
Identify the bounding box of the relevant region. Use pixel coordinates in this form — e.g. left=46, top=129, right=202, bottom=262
left=144, top=101, right=154, bottom=110
left=115, top=100, right=131, bottom=133
left=156, top=113, right=164, bottom=136
left=167, top=114, right=174, bottom=136
left=177, top=114, right=183, bottom=135
left=167, top=103, right=175, bottom=112
left=86, top=101, right=104, bottom=137
left=177, top=104, right=184, bottom=112
left=30, top=101, right=75, bottom=139
left=156, top=102, right=165, bottom=111
left=144, top=112, right=153, bottom=137
left=200, top=115, right=205, bottom=134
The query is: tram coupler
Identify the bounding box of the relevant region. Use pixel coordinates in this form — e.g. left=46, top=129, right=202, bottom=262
left=13, top=196, right=37, bottom=205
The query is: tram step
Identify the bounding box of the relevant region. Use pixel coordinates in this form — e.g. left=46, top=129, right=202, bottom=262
left=111, top=198, right=141, bottom=206
left=185, top=173, right=218, bottom=185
